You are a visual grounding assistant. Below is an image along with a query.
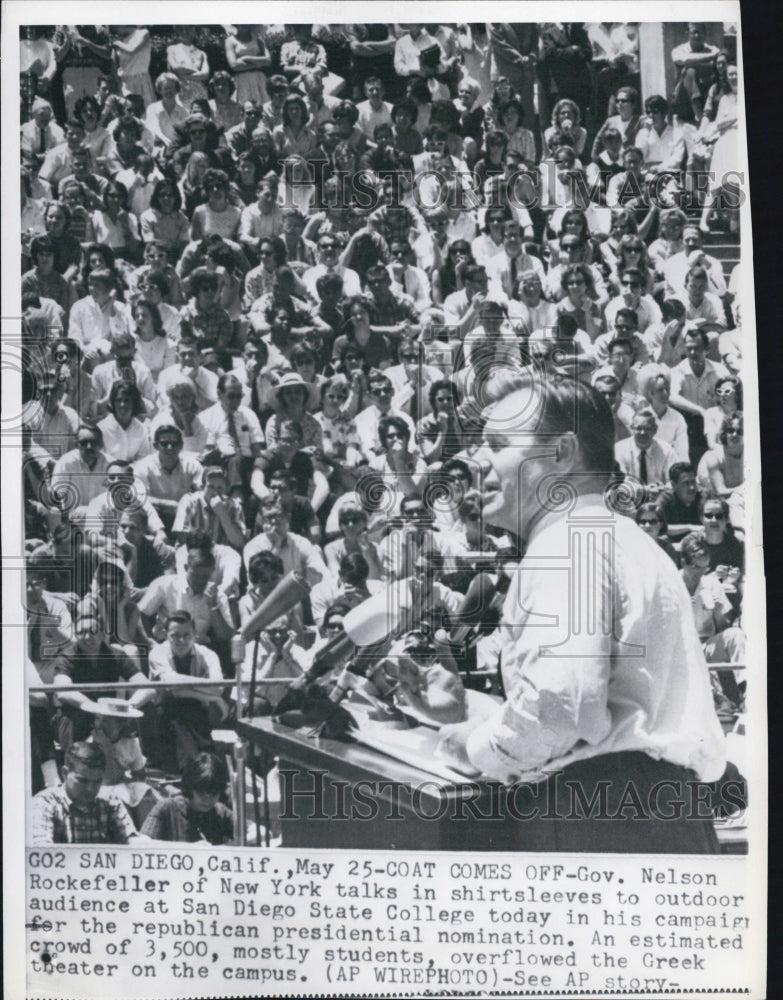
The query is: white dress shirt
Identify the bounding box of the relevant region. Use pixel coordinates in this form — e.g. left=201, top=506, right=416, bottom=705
left=614, top=437, right=676, bottom=484
left=464, top=495, right=726, bottom=783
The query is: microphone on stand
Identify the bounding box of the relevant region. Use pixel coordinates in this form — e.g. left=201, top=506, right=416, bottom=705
left=274, top=577, right=418, bottom=732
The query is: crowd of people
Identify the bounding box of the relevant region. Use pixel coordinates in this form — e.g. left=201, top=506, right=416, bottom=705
left=20, top=22, right=745, bottom=846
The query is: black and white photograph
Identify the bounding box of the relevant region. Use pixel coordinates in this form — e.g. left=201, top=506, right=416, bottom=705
left=2, top=3, right=765, bottom=997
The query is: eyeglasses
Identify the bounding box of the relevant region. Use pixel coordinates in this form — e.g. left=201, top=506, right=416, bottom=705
left=319, top=243, right=337, bottom=251
left=621, top=281, right=641, bottom=289
left=399, top=353, right=418, bottom=361
left=78, top=439, right=98, bottom=448
left=371, top=387, right=392, bottom=396
left=702, top=512, right=726, bottom=521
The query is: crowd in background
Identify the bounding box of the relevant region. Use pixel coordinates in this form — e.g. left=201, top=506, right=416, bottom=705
left=20, top=22, right=746, bottom=845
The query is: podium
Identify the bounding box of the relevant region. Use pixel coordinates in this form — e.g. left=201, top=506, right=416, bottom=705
left=237, top=718, right=521, bottom=851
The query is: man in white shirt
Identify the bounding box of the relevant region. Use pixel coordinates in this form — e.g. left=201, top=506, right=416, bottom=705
left=25, top=368, right=80, bottom=460
left=682, top=266, right=726, bottom=333
left=200, top=373, right=265, bottom=495
left=356, top=77, right=393, bottom=138
left=38, top=119, right=88, bottom=192
left=50, top=423, right=111, bottom=519
left=443, top=264, right=490, bottom=338
left=20, top=98, right=64, bottom=164
left=604, top=268, right=662, bottom=333
left=137, top=545, right=234, bottom=648
left=614, top=407, right=676, bottom=491
left=354, top=371, right=417, bottom=461
left=157, top=339, right=219, bottom=412
left=669, top=328, right=729, bottom=416
left=242, top=497, right=327, bottom=586
left=671, top=22, right=719, bottom=123
left=436, top=373, right=725, bottom=852
left=90, top=330, right=157, bottom=419
left=129, top=610, right=227, bottom=770
left=636, top=364, right=690, bottom=462
left=144, top=72, right=187, bottom=147
left=83, top=458, right=165, bottom=537
left=133, top=424, right=204, bottom=529
left=68, top=269, right=133, bottom=351
left=487, top=221, right=545, bottom=303
left=301, top=235, right=361, bottom=298
left=664, top=225, right=727, bottom=299
left=301, top=71, right=341, bottom=129
left=393, top=24, right=443, bottom=78
left=386, top=239, right=432, bottom=312
left=238, top=178, right=283, bottom=257
left=634, top=95, right=686, bottom=175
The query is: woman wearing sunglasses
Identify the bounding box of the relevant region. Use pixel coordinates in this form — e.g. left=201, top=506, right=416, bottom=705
left=635, top=502, right=678, bottom=566
left=704, top=376, right=742, bottom=450
left=697, top=413, right=744, bottom=530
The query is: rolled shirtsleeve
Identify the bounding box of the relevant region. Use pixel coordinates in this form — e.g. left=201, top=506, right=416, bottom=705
left=465, top=657, right=613, bottom=782
left=464, top=538, right=615, bottom=782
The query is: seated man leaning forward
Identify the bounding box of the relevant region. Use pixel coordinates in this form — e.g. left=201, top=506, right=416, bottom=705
left=30, top=741, right=146, bottom=845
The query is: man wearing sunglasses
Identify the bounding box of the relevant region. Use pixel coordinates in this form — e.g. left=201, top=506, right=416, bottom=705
left=591, top=306, right=650, bottom=368
left=224, top=101, right=263, bottom=159
left=133, top=423, right=203, bottom=531
left=354, top=371, right=417, bottom=461
left=543, top=234, right=609, bottom=306
left=605, top=266, right=662, bottom=333
left=699, top=497, right=743, bottom=576
left=200, top=373, right=264, bottom=495
left=302, top=235, right=361, bottom=298
left=49, top=423, right=111, bottom=520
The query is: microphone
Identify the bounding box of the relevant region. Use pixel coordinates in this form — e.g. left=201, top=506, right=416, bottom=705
left=238, top=570, right=311, bottom=643
left=274, top=577, right=416, bottom=725
left=308, top=576, right=415, bottom=680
